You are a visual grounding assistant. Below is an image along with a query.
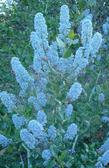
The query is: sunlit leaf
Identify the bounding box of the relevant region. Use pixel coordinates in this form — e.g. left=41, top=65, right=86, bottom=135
left=56, top=37, right=65, bottom=48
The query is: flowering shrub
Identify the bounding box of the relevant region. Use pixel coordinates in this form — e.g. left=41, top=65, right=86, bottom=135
left=0, top=4, right=103, bottom=168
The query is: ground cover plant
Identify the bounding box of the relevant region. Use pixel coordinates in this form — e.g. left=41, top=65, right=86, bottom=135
left=1, top=1, right=109, bottom=168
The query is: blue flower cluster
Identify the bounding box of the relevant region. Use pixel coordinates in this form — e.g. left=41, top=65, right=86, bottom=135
left=81, top=18, right=93, bottom=47
left=98, top=93, right=105, bottom=103
left=102, top=17, right=109, bottom=35
left=96, top=137, right=109, bottom=167
left=58, top=5, right=71, bottom=42
left=101, top=116, right=109, bottom=123
left=11, top=57, right=34, bottom=96
left=90, top=32, right=102, bottom=57
left=0, top=134, right=11, bottom=147
left=64, top=123, right=78, bottom=141
left=12, top=114, right=26, bottom=129
left=0, top=4, right=103, bottom=167
left=30, top=12, right=49, bottom=74
left=96, top=150, right=109, bottom=167
left=65, top=104, right=73, bottom=118
left=28, top=91, right=47, bottom=111
left=20, top=119, right=48, bottom=149
left=28, top=120, right=45, bottom=140
left=42, top=149, right=52, bottom=161
left=36, top=110, right=47, bottom=126
left=20, top=128, right=36, bottom=149
left=0, top=91, right=16, bottom=113
left=81, top=18, right=102, bottom=64
left=67, top=82, right=83, bottom=102
left=47, top=125, right=57, bottom=141
left=99, top=137, right=109, bottom=153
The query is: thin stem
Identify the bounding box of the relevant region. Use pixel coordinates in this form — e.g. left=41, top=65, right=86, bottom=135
left=88, top=70, right=101, bottom=102
left=22, top=144, right=32, bottom=168
left=72, top=135, right=78, bottom=152
left=20, top=154, right=25, bottom=168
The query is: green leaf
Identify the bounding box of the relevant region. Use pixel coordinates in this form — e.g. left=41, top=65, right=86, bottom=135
left=64, top=47, right=72, bottom=58
left=50, top=144, right=58, bottom=158
left=56, top=37, right=65, bottom=48
left=59, top=150, right=68, bottom=161
left=47, top=160, right=56, bottom=168
left=68, top=30, right=76, bottom=39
